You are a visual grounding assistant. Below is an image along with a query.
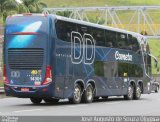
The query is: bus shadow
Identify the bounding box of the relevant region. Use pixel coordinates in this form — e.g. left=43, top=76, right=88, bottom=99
left=14, top=96, right=150, bottom=107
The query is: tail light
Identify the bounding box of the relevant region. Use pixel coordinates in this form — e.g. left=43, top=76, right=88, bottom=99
left=3, top=64, right=9, bottom=85
left=42, top=66, right=52, bottom=85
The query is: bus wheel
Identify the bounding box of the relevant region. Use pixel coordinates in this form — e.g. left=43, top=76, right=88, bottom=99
left=69, top=83, right=82, bottom=104
left=134, top=84, right=141, bottom=100
left=82, top=83, right=94, bottom=103
left=155, top=86, right=159, bottom=93
left=43, top=98, right=59, bottom=103
left=94, top=97, right=99, bottom=101
left=30, top=98, right=42, bottom=104
left=124, top=85, right=134, bottom=100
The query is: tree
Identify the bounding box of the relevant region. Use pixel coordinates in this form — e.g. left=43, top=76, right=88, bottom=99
left=0, top=0, right=19, bottom=22
left=22, top=0, right=47, bottom=13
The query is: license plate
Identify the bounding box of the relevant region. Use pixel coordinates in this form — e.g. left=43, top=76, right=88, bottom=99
left=21, top=88, right=29, bottom=92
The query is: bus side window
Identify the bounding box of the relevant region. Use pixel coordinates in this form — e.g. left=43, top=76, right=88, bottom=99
left=77, top=24, right=92, bottom=45
left=117, top=32, right=128, bottom=49
left=55, top=20, right=66, bottom=41
left=92, top=28, right=105, bottom=46
left=65, top=22, right=77, bottom=42
left=105, top=30, right=117, bottom=48
left=94, top=61, right=104, bottom=76
left=55, top=20, right=76, bottom=42
left=128, top=35, right=140, bottom=53
left=118, top=63, right=128, bottom=77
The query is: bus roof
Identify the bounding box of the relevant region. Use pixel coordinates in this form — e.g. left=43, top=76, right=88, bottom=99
left=8, top=14, right=146, bottom=40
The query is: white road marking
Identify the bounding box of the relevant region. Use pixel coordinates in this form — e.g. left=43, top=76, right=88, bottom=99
left=13, top=109, right=44, bottom=113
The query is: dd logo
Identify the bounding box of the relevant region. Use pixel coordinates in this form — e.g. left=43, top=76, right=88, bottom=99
left=71, top=31, right=95, bottom=65
left=11, top=71, right=20, bottom=78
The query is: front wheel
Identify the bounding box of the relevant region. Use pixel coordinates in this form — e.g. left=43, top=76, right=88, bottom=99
left=155, top=86, right=159, bottom=93
left=30, top=98, right=42, bottom=104
left=134, top=84, right=141, bottom=100
left=82, top=83, right=94, bottom=103
left=124, top=85, right=134, bottom=100
left=69, top=83, right=82, bottom=104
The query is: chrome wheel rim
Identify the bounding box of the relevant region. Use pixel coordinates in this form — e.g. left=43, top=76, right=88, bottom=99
left=136, top=87, right=141, bottom=98
left=156, top=87, right=159, bottom=92
left=128, top=86, right=133, bottom=99
left=74, top=86, right=81, bottom=102
left=86, top=86, right=93, bottom=101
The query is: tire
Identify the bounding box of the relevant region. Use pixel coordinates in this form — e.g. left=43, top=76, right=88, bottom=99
left=43, top=98, right=59, bottom=103
left=82, top=83, right=94, bottom=103
left=69, top=83, right=82, bottom=104
left=155, top=86, right=159, bottom=93
left=124, top=85, right=134, bottom=100
left=94, top=97, right=99, bottom=101
left=134, top=84, right=141, bottom=100
left=30, top=98, right=42, bottom=104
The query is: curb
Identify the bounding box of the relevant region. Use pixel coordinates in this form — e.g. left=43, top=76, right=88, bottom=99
left=0, top=87, right=4, bottom=93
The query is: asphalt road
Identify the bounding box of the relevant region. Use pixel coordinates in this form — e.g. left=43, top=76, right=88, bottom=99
left=0, top=92, right=160, bottom=116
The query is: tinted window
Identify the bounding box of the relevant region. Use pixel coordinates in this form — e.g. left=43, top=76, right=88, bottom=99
left=117, top=32, right=128, bottom=49
left=92, top=28, right=105, bottom=46
left=118, top=63, right=128, bottom=77
left=128, top=35, right=140, bottom=52
left=56, top=20, right=76, bottom=42
left=128, top=64, right=143, bottom=77
left=105, top=30, right=117, bottom=48
left=77, top=24, right=92, bottom=45
left=118, top=62, right=143, bottom=77
left=94, top=61, right=104, bottom=76
left=144, top=54, right=151, bottom=76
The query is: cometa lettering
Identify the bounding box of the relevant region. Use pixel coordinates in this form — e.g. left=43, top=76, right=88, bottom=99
left=115, top=51, right=132, bottom=61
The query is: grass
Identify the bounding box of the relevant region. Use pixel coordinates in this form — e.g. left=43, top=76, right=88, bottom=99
left=41, top=0, right=160, bottom=7
left=148, top=38, right=160, bottom=74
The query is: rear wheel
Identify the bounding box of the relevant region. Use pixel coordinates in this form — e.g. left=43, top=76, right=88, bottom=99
left=30, top=98, right=42, bottom=104
left=43, top=98, right=59, bottom=103
left=69, top=83, right=82, bottom=104
left=134, top=84, right=141, bottom=100
left=155, top=86, right=159, bottom=93
left=94, top=97, right=99, bottom=101
left=124, top=85, right=134, bottom=100
left=82, top=83, right=94, bottom=103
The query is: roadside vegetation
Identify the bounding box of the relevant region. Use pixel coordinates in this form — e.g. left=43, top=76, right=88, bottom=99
left=148, top=39, right=160, bottom=74
left=40, top=0, right=160, bottom=7
left=0, top=0, right=47, bottom=23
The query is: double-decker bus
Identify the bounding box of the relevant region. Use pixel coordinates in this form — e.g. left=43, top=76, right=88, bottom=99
left=3, top=14, right=154, bottom=104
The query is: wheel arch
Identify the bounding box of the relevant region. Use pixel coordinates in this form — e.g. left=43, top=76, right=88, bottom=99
left=86, top=79, right=96, bottom=95
left=74, top=79, right=85, bottom=93
left=129, top=80, right=136, bottom=88
left=137, top=80, right=144, bottom=93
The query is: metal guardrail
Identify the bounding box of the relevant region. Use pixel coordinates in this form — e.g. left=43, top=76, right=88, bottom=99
left=43, top=6, right=160, bottom=37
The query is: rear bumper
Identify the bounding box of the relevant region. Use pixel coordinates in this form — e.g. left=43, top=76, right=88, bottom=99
left=4, top=83, right=55, bottom=98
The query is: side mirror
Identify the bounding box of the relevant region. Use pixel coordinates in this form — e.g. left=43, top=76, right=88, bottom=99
left=154, top=59, right=159, bottom=72
left=154, top=59, right=158, bottom=68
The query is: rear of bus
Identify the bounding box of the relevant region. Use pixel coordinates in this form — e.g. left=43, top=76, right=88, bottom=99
left=3, top=14, right=53, bottom=98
